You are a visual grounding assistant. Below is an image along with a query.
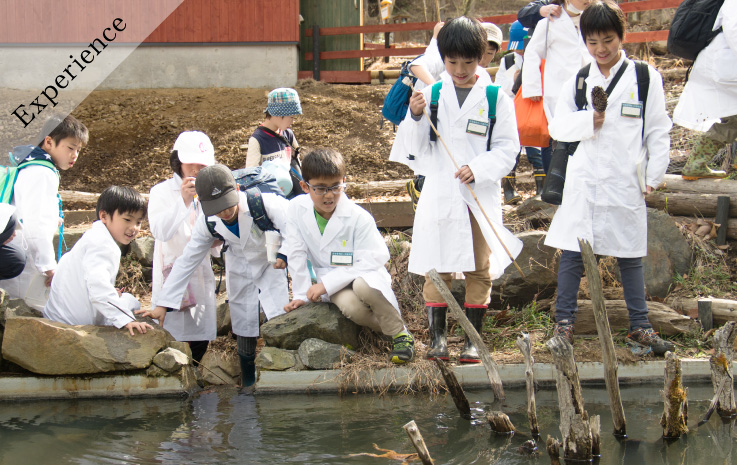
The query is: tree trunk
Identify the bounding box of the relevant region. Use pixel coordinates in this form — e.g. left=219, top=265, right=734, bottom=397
left=658, top=174, right=737, bottom=196
left=578, top=239, right=626, bottom=437
left=710, top=321, right=737, bottom=417
left=646, top=191, right=737, bottom=217
left=661, top=352, right=689, bottom=439
left=515, top=333, right=539, bottom=435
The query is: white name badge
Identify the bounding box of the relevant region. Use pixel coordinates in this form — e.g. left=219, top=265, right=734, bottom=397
left=466, top=119, right=489, bottom=136
left=621, top=102, right=643, bottom=119
left=331, top=251, right=353, bottom=266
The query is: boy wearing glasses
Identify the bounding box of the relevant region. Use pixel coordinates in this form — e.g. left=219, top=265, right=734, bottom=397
left=283, top=148, right=415, bottom=364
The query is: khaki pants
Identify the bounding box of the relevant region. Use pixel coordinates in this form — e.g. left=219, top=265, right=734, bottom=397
left=422, top=212, right=491, bottom=306
left=331, top=277, right=404, bottom=336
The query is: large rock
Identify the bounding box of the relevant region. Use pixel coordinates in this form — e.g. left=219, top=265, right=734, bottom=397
left=153, top=347, right=190, bottom=372
left=1, top=298, right=43, bottom=326
left=644, top=208, right=692, bottom=298
left=261, top=303, right=360, bottom=350
left=199, top=348, right=239, bottom=385
left=297, top=338, right=353, bottom=370
left=1, top=317, right=172, bottom=375
left=130, top=236, right=155, bottom=267
left=216, top=294, right=231, bottom=336
left=255, top=347, right=298, bottom=371
left=492, top=231, right=558, bottom=309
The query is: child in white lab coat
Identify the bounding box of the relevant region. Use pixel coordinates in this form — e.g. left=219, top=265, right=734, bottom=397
left=283, top=148, right=415, bottom=364
left=393, top=17, right=522, bottom=363
left=545, top=0, right=674, bottom=354
left=140, top=164, right=290, bottom=390
left=43, top=186, right=152, bottom=336
left=0, top=114, right=88, bottom=310
left=148, top=131, right=218, bottom=362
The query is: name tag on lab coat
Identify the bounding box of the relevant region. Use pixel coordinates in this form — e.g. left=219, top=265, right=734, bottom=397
left=466, top=119, right=489, bottom=136
left=621, top=102, right=643, bottom=119
left=331, top=252, right=353, bottom=266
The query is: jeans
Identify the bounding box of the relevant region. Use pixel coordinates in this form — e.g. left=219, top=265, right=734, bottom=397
left=540, top=138, right=553, bottom=173
left=523, top=147, right=543, bottom=170
left=555, top=250, right=651, bottom=330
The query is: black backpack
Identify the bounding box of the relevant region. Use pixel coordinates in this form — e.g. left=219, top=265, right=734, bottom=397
left=667, top=0, right=724, bottom=60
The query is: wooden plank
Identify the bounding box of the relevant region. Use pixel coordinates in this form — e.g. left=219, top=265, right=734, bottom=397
left=305, top=47, right=425, bottom=60
left=297, top=70, right=371, bottom=83
left=623, top=29, right=669, bottom=43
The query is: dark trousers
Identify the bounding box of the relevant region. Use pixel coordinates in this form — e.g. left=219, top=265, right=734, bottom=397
left=555, top=250, right=651, bottom=331
left=541, top=138, right=553, bottom=173
left=0, top=242, right=26, bottom=280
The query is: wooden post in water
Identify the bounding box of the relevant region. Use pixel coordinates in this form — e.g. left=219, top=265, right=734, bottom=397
left=433, top=359, right=471, bottom=419
left=545, top=336, right=601, bottom=461
left=403, top=420, right=434, bottom=465
left=578, top=238, right=626, bottom=437
left=515, top=333, right=539, bottom=435
left=661, top=351, right=689, bottom=439
left=546, top=436, right=561, bottom=465
left=427, top=269, right=505, bottom=400
left=710, top=321, right=737, bottom=417
left=487, top=411, right=516, bottom=434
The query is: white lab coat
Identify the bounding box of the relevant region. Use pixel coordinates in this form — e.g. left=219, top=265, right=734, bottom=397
left=545, top=54, right=672, bottom=257
left=496, top=53, right=524, bottom=99
left=149, top=175, right=217, bottom=342
left=522, top=11, right=592, bottom=122
left=673, top=0, right=737, bottom=132
left=154, top=191, right=289, bottom=338
left=43, top=221, right=140, bottom=328
left=285, top=193, right=400, bottom=313
left=394, top=72, right=523, bottom=278
left=0, top=165, right=60, bottom=309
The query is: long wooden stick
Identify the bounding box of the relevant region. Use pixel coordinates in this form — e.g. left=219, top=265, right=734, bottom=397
left=407, top=80, right=524, bottom=276
left=516, top=333, right=540, bottom=435
left=699, top=377, right=729, bottom=426
left=578, top=238, right=626, bottom=437
left=428, top=269, right=505, bottom=400
left=403, top=420, right=434, bottom=465
left=433, top=359, right=471, bottom=419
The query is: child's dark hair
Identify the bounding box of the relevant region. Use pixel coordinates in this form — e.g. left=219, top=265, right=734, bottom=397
left=96, top=186, right=146, bottom=220
left=301, top=148, right=345, bottom=182
left=38, top=114, right=89, bottom=147
left=170, top=150, right=183, bottom=177
left=580, top=0, right=626, bottom=41
left=437, top=16, right=487, bottom=61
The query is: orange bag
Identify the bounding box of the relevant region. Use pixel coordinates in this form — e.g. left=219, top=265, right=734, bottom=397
left=514, top=59, right=550, bottom=148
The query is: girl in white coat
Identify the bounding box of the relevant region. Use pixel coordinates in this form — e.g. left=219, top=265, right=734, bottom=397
left=545, top=0, right=674, bottom=354
left=395, top=17, right=522, bottom=363
left=148, top=131, right=218, bottom=362
left=522, top=0, right=593, bottom=171
left=673, top=0, right=737, bottom=179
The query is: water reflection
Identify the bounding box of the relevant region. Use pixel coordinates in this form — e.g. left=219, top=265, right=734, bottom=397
left=0, top=384, right=734, bottom=464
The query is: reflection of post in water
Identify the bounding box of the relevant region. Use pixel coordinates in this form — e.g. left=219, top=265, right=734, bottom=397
left=704, top=417, right=734, bottom=462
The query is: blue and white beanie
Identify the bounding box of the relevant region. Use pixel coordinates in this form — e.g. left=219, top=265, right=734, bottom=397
left=266, top=88, right=303, bottom=117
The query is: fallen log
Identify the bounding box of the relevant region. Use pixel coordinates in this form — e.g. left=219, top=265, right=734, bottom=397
left=658, top=174, right=737, bottom=196
left=551, top=300, right=700, bottom=336
left=515, top=333, right=539, bottom=436
left=710, top=322, right=737, bottom=417
left=665, top=297, right=737, bottom=326
left=661, top=352, right=689, bottom=439
left=646, top=191, right=737, bottom=217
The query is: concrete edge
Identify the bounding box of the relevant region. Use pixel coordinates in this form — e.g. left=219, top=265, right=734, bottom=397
left=256, top=359, right=733, bottom=394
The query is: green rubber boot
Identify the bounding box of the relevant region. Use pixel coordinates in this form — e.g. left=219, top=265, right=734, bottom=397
left=682, top=136, right=727, bottom=180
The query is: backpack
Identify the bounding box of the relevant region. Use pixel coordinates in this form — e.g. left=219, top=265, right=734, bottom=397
left=429, top=82, right=500, bottom=151
left=667, top=0, right=724, bottom=60
left=381, top=57, right=421, bottom=125
left=1, top=159, right=58, bottom=204
left=503, top=53, right=515, bottom=71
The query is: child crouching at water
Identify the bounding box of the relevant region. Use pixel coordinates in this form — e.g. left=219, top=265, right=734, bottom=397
left=283, top=148, right=415, bottom=364
left=43, top=186, right=152, bottom=336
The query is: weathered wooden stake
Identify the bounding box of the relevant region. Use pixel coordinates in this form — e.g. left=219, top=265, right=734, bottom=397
left=546, top=436, right=561, bottom=465
left=515, top=333, right=540, bottom=435
left=578, top=238, right=627, bottom=437
left=699, top=377, right=729, bottom=426
left=403, top=420, right=434, bottom=465
left=487, top=411, right=516, bottom=434
left=710, top=321, right=737, bottom=417
left=545, top=336, right=600, bottom=461
left=433, top=359, right=471, bottom=419
left=661, top=352, right=689, bottom=438
left=715, top=195, right=730, bottom=246
left=699, top=300, right=714, bottom=332
left=428, top=269, right=505, bottom=400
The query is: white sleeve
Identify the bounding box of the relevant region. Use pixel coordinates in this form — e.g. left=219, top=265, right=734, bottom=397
left=245, top=136, right=262, bottom=168
left=262, top=193, right=290, bottom=256
left=14, top=166, right=60, bottom=272
left=548, top=75, right=595, bottom=143
left=467, top=91, right=521, bottom=184
left=284, top=203, right=311, bottom=302
left=148, top=182, right=192, bottom=242
left=394, top=86, right=433, bottom=162
left=521, top=20, right=547, bottom=99
left=643, top=67, right=673, bottom=188
left=83, top=245, right=134, bottom=328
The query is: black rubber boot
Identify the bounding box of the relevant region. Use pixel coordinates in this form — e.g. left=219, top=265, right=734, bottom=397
left=426, top=306, right=449, bottom=361
left=459, top=306, right=486, bottom=363
left=237, top=335, right=258, bottom=392
left=502, top=175, right=521, bottom=205
left=533, top=168, right=546, bottom=196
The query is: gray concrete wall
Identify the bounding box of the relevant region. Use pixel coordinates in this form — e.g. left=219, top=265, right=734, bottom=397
left=0, top=43, right=298, bottom=90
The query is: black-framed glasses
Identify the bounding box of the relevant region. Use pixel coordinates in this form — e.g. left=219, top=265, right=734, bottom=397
left=304, top=181, right=346, bottom=196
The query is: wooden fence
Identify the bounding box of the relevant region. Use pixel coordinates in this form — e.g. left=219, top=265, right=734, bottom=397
left=298, top=0, right=681, bottom=83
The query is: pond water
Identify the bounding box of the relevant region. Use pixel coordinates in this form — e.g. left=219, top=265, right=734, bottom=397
left=0, top=383, right=734, bottom=464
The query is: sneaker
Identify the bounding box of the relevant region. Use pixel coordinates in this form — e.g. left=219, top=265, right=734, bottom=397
left=390, top=332, right=415, bottom=364
left=552, top=323, right=574, bottom=344
left=406, top=179, right=421, bottom=212
left=627, top=327, right=675, bottom=355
